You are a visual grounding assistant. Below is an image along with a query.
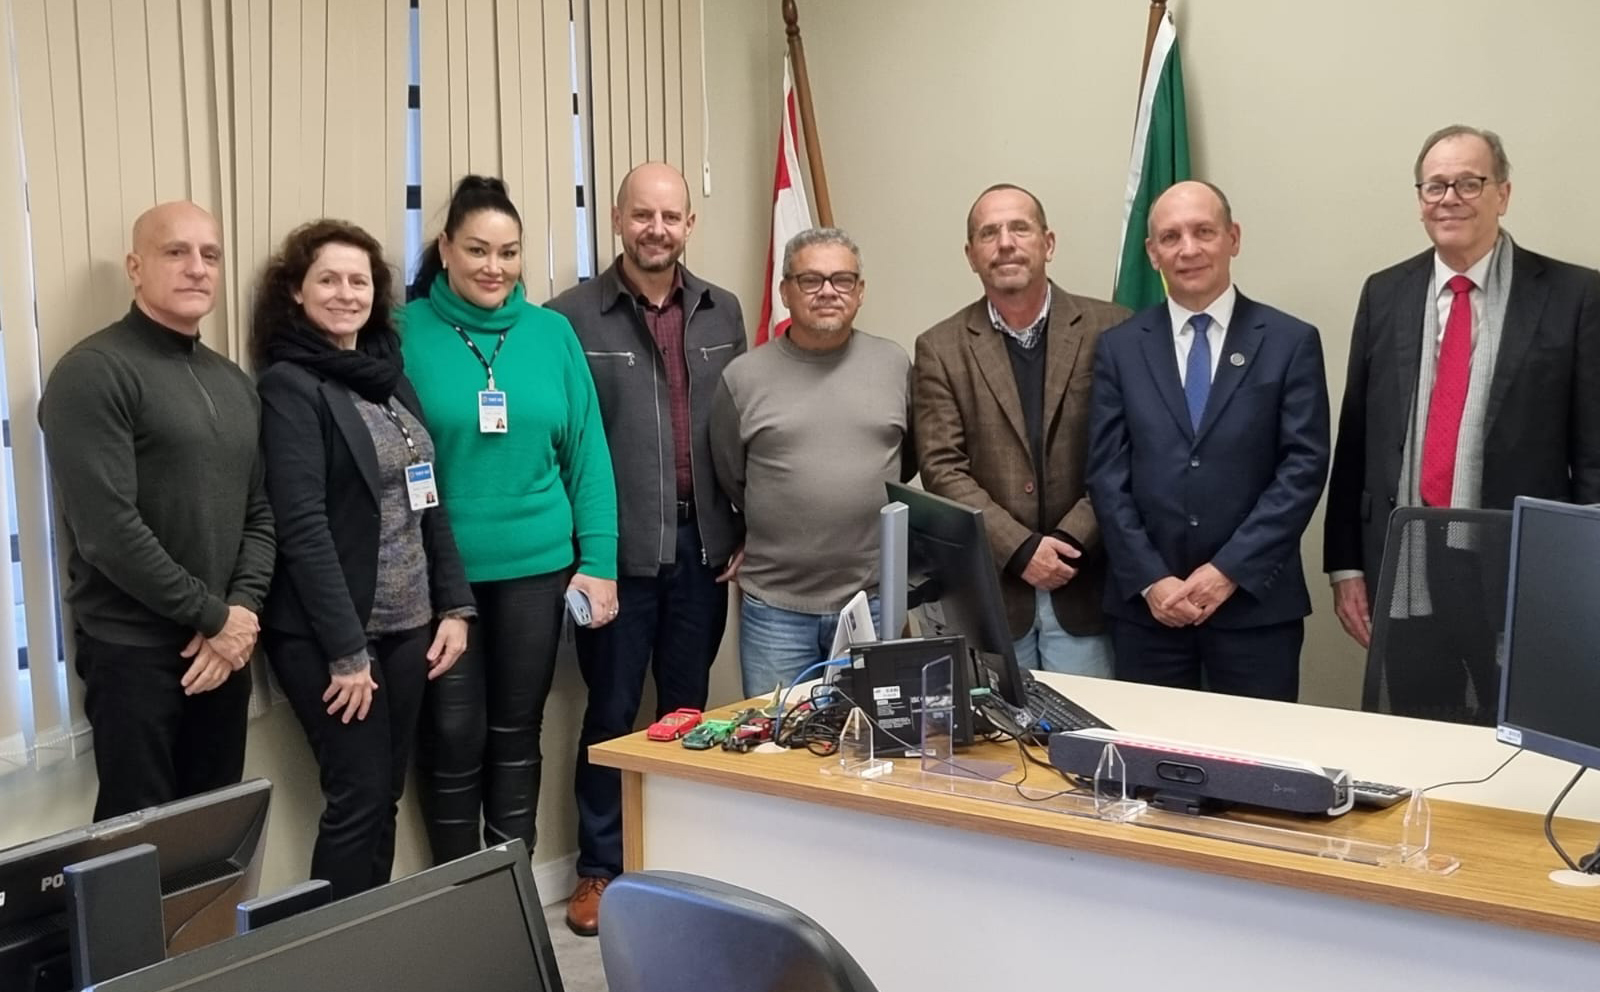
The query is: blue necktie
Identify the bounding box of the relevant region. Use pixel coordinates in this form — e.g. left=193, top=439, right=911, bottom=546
left=1184, top=313, right=1213, bottom=430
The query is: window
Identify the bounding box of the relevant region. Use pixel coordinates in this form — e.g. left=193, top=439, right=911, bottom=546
left=405, top=0, right=423, bottom=286
left=570, top=12, right=593, bottom=281
left=1, top=351, right=23, bottom=671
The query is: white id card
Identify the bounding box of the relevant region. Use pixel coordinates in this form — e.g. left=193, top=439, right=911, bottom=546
left=406, top=461, right=440, bottom=510
left=478, top=390, right=508, bottom=433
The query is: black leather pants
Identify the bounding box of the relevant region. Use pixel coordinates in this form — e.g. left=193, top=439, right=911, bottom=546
left=415, top=570, right=567, bottom=863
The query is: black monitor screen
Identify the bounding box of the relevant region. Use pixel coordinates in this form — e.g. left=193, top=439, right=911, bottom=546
left=1498, top=497, right=1600, bottom=768
left=91, top=844, right=560, bottom=992
left=887, top=482, right=1026, bottom=708
left=0, top=779, right=270, bottom=992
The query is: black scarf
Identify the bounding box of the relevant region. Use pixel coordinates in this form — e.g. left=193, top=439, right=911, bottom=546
left=264, top=316, right=402, bottom=404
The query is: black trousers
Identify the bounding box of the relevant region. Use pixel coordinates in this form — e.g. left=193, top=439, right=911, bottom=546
left=415, top=571, right=566, bottom=863
left=573, top=520, right=727, bottom=879
left=76, top=631, right=252, bottom=821
left=268, top=625, right=430, bottom=899
left=1110, top=617, right=1304, bottom=702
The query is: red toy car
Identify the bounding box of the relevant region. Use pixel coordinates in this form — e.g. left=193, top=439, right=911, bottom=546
left=722, top=716, right=775, bottom=753
left=647, top=708, right=704, bottom=741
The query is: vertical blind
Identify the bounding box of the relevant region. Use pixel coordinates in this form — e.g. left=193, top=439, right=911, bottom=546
left=0, top=0, right=708, bottom=774
left=418, top=0, right=583, bottom=302
left=0, top=0, right=409, bottom=771
left=416, top=0, right=706, bottom=299
left=583, top=0, right=705, bottom=269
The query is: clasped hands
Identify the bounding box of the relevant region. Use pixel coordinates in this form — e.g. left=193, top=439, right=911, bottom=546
left=1144, top=564, right=1237, bottom=628
left=180, top=604, right=259, bottom=696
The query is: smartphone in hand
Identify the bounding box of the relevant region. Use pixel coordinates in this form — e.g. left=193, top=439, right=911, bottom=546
left=564, top=588, right=593, bottom=626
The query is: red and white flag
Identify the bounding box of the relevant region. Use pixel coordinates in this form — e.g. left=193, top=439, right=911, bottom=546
left=756, top=54, right=814, bottom=345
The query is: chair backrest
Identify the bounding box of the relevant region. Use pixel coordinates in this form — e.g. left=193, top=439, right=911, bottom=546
left=1364, top=506, right=1512, bottom=725
left=598, top=871, right=880, bottom=992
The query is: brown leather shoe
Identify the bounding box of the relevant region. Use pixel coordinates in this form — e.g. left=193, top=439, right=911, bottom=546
left=565, top=876, right=609, bottom=937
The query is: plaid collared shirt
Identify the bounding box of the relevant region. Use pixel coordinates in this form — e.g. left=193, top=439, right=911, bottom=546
left=986, top=285, right=1052, bottom=350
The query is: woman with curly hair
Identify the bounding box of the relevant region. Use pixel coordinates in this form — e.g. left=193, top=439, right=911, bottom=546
left=252, top=219, right=475, bottom=898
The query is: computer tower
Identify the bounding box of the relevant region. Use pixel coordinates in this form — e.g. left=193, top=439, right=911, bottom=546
left=836, top=636, right=972, bottom=756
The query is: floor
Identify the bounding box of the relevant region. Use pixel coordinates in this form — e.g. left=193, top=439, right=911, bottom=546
left=543, top=900, right=608, bottom=992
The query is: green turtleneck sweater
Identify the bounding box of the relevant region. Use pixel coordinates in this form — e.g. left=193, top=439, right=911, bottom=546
left=401, top=277, right=617, bottom=583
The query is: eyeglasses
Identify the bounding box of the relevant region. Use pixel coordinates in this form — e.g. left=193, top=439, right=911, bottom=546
left=786, top=270, right=861, bottom=294
left=1415, top=176, right=1496, bottom=203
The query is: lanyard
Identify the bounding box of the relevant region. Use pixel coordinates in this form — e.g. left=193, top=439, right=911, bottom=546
left=453, top=325, right=509, bottom=390
left=379, top=402, right=423, bottom=465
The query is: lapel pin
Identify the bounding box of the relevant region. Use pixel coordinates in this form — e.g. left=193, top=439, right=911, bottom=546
left=1229, top=352, right=1245, bottom=367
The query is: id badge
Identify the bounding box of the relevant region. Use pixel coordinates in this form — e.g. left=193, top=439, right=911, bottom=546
left=406, top=461, right=440, bottom=510
left=478, top=390, right=508, bottom=433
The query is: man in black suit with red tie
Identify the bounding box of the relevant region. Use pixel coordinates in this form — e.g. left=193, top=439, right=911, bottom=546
left=1325, top=125, right=1600, bottom=719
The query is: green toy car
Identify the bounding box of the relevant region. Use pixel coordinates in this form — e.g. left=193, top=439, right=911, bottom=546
left=681, top=718, right=737, bottom=750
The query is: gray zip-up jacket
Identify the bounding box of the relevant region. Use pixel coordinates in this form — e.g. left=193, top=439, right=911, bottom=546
left=546, top=261, right=747, bottom=576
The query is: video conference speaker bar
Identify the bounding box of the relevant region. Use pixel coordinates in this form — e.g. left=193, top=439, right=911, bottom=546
left=1048, top=728, right=1354, bottom=816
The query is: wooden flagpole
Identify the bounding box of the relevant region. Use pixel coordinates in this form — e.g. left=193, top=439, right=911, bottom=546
left=1138, top=0, right=1169, bottom=100
left=782, top=0, right=834, bottom=227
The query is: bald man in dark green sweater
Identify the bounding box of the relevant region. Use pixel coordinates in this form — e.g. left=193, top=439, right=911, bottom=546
left=40, top=201, right=274, bottom=820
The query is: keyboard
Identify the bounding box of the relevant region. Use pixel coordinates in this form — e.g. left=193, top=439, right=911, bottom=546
left=1021, top=672, right=1112, bottom=737
left=1351, top=780, right=1413, bottom=809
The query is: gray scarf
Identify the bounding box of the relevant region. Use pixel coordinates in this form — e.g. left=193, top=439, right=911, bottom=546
left=1388, top=231, right=1513, bottom=618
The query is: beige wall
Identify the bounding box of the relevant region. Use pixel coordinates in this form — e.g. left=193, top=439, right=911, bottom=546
left=791, top=0, right=1600, bottom=707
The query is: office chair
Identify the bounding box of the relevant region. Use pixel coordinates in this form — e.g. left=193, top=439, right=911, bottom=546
left=598, top=871, right=881, bottom=992
left=1363, top=506, right=1512, bottom=726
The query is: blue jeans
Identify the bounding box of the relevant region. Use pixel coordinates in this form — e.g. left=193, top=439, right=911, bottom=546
left=739, top=592, right=881, bottom=698
left=573, top=521, right=728, bottom=879
left=1013, top=588, right=1113, bottom=677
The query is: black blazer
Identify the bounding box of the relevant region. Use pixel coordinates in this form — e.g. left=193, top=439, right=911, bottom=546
left=1088, top=293, right=1330, bottom=629
left=258, top=361, right=473, bottom=660
left=1324, top=244, right=1600, bottom=577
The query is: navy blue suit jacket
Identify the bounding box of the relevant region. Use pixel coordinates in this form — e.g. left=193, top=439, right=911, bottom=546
left=1087, top=292, right=1330, bottom=629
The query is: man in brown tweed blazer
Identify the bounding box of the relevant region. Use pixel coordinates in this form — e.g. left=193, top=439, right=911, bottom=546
left=913, top=184, right=1129, bottom=674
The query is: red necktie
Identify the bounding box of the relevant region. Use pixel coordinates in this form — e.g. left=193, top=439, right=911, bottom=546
left=1420, top=274, right=1475, bottom=506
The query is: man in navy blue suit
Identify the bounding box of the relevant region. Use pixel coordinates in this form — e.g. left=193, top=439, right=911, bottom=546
left=1086, top=181, right=1330, bottom=700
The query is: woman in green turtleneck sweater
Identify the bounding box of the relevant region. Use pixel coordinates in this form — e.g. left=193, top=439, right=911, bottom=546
left=401, top=175, right=618, bottom=865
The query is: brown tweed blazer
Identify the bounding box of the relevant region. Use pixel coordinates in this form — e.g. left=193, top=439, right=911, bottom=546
left=913, top=281, right=1130, bottom=637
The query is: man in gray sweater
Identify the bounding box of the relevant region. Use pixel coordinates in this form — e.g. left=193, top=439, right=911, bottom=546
left=710, top=228, right=914, bottom=696
left=39, top=201, right=274, bottom=820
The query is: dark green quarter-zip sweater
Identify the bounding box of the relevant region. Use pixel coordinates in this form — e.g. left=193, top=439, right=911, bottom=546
left=39, top=304, right=275, bottom=646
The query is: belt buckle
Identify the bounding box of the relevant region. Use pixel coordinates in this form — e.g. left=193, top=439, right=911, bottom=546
left=676, top=499, right=693, bottom=521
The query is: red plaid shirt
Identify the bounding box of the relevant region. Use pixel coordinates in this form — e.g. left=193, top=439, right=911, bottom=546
left=620, top=266, right=693, bottom=499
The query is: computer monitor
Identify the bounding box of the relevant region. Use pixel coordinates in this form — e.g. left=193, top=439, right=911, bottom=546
left=88, top=842, right=563, bottom=992
left=885, top=482, right=1029, bottom=708
left=1496, top=497, right=1600, bottom=770
left=0, top=779, right=271, bottom=992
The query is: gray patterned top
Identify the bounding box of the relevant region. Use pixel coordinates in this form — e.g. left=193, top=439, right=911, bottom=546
left=327, top=392, right=473, bottom=675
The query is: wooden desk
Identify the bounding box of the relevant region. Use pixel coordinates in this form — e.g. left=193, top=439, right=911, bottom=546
left=592, top=675, right=1600, bottom=992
